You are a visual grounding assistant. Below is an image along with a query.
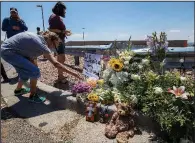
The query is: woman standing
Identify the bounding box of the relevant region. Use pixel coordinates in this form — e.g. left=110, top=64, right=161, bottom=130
left=48, top=2, right=72, bottom=83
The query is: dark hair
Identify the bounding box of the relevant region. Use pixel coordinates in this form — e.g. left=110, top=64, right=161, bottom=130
left=52, top=1, right=66, bottom=17
left=10, top=7, right=18, bottom=12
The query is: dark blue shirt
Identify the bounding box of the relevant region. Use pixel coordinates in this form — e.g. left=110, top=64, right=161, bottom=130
left=2, top=17, right=28, bottom=39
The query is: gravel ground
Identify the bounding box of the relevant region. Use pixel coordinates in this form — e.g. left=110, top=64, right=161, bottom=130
left=38, top=55, right=84, bottom=90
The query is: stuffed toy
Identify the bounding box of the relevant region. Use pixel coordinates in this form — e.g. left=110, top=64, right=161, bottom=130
left=99, top=105, right=111, bottom=123
left=105, top=102, right=136, bottom=143
left=85, top=101, right=98, bottom=122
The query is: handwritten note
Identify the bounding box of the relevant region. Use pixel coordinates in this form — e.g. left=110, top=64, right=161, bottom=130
left=83, top=53, right=102, bottom=79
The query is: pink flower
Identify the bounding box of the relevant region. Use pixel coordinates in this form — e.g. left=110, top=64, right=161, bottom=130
left=167, top=86, right=189, bottom=99
left=102, top=55, right=110, bottom=62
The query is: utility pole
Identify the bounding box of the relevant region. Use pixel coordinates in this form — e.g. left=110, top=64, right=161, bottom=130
left=36, top=5, right=45, bottom=31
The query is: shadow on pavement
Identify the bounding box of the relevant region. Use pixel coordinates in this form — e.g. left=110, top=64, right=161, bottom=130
left=7, top=89, right=68, bottom=119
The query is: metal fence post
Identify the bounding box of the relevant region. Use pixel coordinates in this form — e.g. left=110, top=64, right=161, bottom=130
left=74, top=56, right=80, bottom=66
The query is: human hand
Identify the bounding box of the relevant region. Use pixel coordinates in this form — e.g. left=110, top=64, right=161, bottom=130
left=65, top=30, right=72, bottom=36
left=16, top=15, right=21, bottom=21
left=12, top=26, right=20, bottom=30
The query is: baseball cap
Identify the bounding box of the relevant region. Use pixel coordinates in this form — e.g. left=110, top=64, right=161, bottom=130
left=10, top=7, right=18, bottom=13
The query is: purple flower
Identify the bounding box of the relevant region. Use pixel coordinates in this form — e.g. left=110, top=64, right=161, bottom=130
left=155, top=43, right=160, bottom=48
left=71, top=82, right=92, bottom=94
left=147, top=41, right=154, bottom=47
left=146, top=36, right=153, bottom=42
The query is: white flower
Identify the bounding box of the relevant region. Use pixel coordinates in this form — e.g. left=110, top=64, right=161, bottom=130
left=154, top=87, right=163, bottom=95
left=138, top=64, right=143, bottom=69
left=124, top=56, right=132, bottom=61
left=180, top=76, right=187, bottom=82
left=141, top=59, right=150, bottom=65
left=130, top=95, right=138, bottom=104
left=131, top=74, right=141, bottom=81
left=116, top=72, right=129, bottom=82
left=102, top=68, right=112, bottom=79
left=109, top=74, right=119, bottom=87
left=124, top=61, right=129, bottom=65
left=109, top=72, right=129, bottom=87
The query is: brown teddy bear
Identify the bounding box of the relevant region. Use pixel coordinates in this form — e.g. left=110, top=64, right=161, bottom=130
left=105, top=102, right=136, bottom=143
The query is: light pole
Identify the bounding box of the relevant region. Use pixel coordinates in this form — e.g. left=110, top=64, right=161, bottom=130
left=82, top=28, right=85, bottom=45
left=36, top=5, right=45, bottom=31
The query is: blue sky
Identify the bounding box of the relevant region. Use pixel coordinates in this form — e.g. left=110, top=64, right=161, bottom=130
left=1, top=2, right=194, bottom=42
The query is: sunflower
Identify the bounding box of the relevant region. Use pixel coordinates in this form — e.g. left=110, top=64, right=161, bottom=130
left=87, top=93, right=99, bottom=102
left=108, top=58, right=117, bottom=67
left=108, top=58, right=124, bottom=72
left=111, top=60, right=124, bottom=72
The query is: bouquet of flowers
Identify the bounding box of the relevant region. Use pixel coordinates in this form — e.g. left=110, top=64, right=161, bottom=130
left=71, top=82, right=92, bottom=94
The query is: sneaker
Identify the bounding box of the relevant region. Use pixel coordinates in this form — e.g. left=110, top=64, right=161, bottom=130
left=28, top=94, right=46, bottom=103
left=14, top=88, right=30, bottom=96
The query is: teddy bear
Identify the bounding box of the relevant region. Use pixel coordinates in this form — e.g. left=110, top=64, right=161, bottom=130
left=105, top=102, right=136, bottom=143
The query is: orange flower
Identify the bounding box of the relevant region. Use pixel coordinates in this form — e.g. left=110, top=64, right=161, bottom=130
left=86, top=77, right=97, bottom=88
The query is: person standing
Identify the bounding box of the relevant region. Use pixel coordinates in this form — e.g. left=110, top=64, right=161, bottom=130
left=1, top=7, right=28, bottom=82
left=1, top=31, right=82, bottom=103
left=48, top=1, right=72, bottom=83
left=2, top=7, right=28, bottom=38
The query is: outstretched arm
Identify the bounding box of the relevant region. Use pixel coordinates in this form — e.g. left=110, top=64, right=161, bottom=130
left=43, top=53, right=82, bottom=80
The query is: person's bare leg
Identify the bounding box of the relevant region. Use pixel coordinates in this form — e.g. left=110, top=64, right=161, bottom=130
left=16, top=80, right=23, bottom=90
left=29, top=79, right=37, bottom=96
left=57, top=54, right=66, bottom=80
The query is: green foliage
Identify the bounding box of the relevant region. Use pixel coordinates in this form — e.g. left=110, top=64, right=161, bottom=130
left=100, top=32, right=194, bottom=142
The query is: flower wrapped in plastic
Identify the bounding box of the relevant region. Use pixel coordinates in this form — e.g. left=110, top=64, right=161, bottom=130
left=71, top=82, right=92, bottom=94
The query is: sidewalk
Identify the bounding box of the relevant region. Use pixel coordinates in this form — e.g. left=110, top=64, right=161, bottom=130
left=1, top=62, right=153, bottom=143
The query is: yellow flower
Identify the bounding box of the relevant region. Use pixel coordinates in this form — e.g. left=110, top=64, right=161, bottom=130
left=108, top=58, right=117, bottom=67
left=108, top=58, right=124, bottom=72
left=112, top=60, right=124, bottom=72
left=97, top=79, right=104, bottom=86
left=87, top=93, right=99, bottom=102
